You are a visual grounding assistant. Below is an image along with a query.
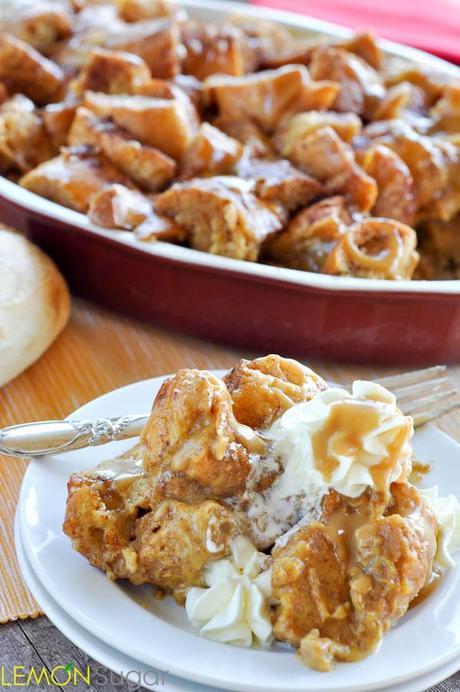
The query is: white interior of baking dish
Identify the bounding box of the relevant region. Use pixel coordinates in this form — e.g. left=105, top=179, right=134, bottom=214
left=2, top=0, right=460, bottom=295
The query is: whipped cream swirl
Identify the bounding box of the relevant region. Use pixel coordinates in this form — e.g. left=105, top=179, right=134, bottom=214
left=420, top=486, right=460, bottom=569
left=185, top=536, right=272, bottom=647
left=267, top=380, right=413, bottom=499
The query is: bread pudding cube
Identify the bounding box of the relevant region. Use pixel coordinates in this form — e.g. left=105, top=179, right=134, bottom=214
left=115, top=0, right=177, bottom=22
left=203, top=65, right=315, bottom=132
left=83, top=91, right=198, bottom=159
left=265, top=196, right=352, bottom=272
left=224, top=355, right=327, bottom=430
left=0, top=95, right=54, bottom=173
left=105, top=16, right=180, bottom=78
left=181, top=21, right=257, bottom=80
left=69, top=107, right=176, bottom=191
left=141, top=369, right=263, bottom=502
left=135, top=212, right=187, bottom=242
left=179, top=122, right=243, bottom=179
left=275, top=111, right=362, bottom=153
left=283, top=125, right=377, bottom=212
left=42, top=99, right=79, bottom=148
left=212, top=115, right=273, bottom=158
left=88, top=184, right=153, bottom=229
left=20, top=146, right=133, bottom=213
left=4, top=3, right=73, bottom=55
left=71, top=48, right=152, bottom=96
left=309, top=45, right=385, bottom=116
left=155, top=176, right=285, bottom=260
left=236, top=157, right=324, bottom=212
left=361, top=144, right=417, bottom=225
left=0, top=33, right=64, bottom=104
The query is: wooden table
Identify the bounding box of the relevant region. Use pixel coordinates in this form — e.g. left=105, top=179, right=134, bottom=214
left=1, top=298, right=459, bottom=691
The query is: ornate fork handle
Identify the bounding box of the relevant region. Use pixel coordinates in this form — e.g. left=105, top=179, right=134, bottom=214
left=0, top=414, right=149, bottom=458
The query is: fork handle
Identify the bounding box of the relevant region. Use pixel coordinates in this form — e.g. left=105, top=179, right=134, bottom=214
left=0, top=414, right=149, bottom=458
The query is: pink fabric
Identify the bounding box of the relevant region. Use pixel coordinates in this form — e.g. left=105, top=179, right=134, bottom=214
left=251, top=0, right=460, bottom=64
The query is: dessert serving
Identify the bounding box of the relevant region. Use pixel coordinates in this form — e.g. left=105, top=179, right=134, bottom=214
left=63, top=355, right=460, bottom=672
left=1, top=2, right=460, bottom=280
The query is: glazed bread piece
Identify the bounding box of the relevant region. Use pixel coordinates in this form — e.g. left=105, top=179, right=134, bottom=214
left=70, top=48, right=152, bottom=96
left=0, top=95, right=54, bottom=173
left=88, top=184, right=152, bottom=229
left=141, top=369, right=262, bottom=503
left=42, top=99, right=79, bottom=149
left=181, top=21, right=258, bottom=80
left=155, top=176, right=285, bottom=261
left=272, top=483, right=436, bottom=671
left=20, top=146, right=133, bottom=213
left=83, top=91, right=198, bottom=159
left=63, top=443, right=239, bottom=601
left=236, top=157, right=325, bottom=212
left=265, top=196, right=352, bottom=273
left=278, top=124, right=377, bottom=213
left=3, top=3, right=73, bottom=55
left=309, top=45, right=385, bottom=117
left=64, top=354, right=325, bottom=592
left=0, top=33, right=64, bottom=104
left=361, top=119, right=458, bottom=219
left=203, top=65, right=337, bottom=132
left=0, top=226, right=70, bottom=387
left=69, top=107, right=176, bottom=191
left=361, top=144, right=417, bottom=225
left=105, top=16, right=181, bottom=78
left=224, top=355, right=327, bottom=429
left=179, top=123, right=243, bottom=179
left=115, top=0, right=178, bottom=22
left=274, top=110, right=362, bottom=150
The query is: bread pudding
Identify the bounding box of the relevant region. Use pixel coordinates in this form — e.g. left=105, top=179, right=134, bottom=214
left=63, top=354, right=460, bottom=671
left=2, top=1, right=460, bottom=278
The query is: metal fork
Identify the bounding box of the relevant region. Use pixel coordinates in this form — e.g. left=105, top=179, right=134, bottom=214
left=0, top=366, right=458, bottom=459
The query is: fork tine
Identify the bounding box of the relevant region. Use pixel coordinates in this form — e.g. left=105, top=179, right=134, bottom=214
left=412, top=398, right=460, bottom=427
left=375, top=365, right=447, bottom=390
left=390, top=377, right=453, bottom=402
left=374, top=365, right=460, bottom=426
left=399, top=387, right=459, bottom=417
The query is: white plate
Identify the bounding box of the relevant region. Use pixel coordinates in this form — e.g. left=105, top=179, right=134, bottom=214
left=15, top=515, right=460, bottom=692
left=18, top=375, right=460, bottom=692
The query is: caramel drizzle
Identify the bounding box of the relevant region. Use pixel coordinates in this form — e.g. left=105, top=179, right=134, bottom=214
left=311, top=400, right=411, bottom=494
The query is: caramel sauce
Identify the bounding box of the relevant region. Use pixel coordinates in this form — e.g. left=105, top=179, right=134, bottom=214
left=311, top=400, right=411, bottom=494
left=312, top=400, right=380, bottom=480
left=321, top=498, right=376, bottom=566
left=229, top=412, right=267, bottom=455
left=85, top=444, right=144, bottom=483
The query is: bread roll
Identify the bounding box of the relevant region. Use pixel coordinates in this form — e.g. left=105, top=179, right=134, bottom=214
left=0, top=226, right=70, bottom=386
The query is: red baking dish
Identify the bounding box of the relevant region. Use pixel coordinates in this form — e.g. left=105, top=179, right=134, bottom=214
left=1, top=0, right=460, bottom=365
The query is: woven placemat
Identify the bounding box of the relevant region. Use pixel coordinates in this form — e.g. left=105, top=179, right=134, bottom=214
left=0, top=456, right=42, bottom=622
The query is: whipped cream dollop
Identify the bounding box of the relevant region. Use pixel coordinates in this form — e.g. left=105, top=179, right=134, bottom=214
left=420, top=486, right=460, bottom=569
left=267, top=381, right=413, bottom=499
left=185, top=536, right=272, bottom=647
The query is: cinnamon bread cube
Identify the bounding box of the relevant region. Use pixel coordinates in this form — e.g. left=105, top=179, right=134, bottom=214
left=0, top=33, right=64, bottom=104
left=83, top=91, right=198, bottom=159
left=69, top=107, right=176, bottom=191
left=20, top=146, right=133, bottom=213
left=155, top=176, right=285, bottom=260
